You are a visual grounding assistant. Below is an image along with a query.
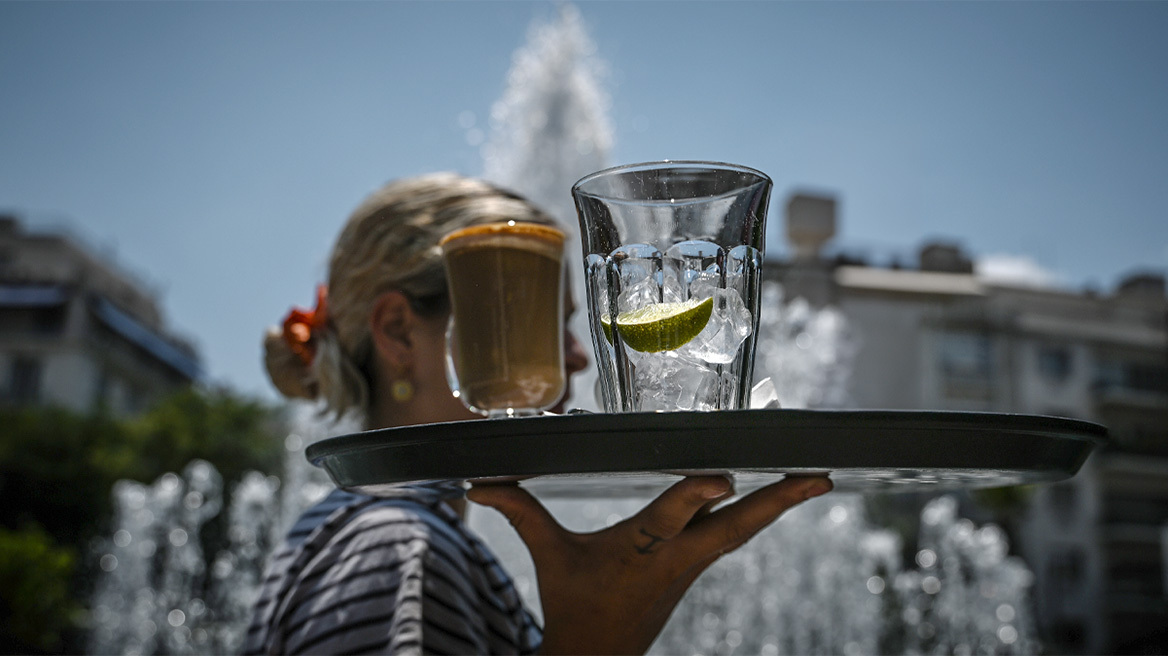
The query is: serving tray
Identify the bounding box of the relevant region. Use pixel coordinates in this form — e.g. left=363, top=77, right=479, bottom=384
left=306, top=409, right=1108, bottom=497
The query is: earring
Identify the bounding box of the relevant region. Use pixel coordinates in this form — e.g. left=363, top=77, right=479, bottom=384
left=391, top=379, right=414, bottom=403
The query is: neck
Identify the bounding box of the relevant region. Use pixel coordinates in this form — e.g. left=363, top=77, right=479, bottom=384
left=366, top=398, right=407, bottom=430
left=366, top=396, right=470, bottom=522
left=365, top=377, right=430, bottom=429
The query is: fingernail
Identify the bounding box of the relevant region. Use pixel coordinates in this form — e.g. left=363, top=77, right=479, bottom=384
left=703, top=475, right=734, bottom=498
left=801, top=479, right=832, bottom=499
left=702, top=486, right=728, bottom=499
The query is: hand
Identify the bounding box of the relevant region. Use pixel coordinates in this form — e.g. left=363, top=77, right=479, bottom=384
left=467, top=475, right=833, bottom=655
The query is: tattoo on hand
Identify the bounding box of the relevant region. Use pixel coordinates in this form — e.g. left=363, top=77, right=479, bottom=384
left=635, top=528, right=664, bottom=554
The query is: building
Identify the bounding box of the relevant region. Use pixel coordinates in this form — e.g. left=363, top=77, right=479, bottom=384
left=770, top=193, right=1168, bottom=654
left=0, top=215, right=200, bottom=415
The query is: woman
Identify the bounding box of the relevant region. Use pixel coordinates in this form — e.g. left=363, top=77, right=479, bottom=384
left=247, top=173, right=832, bottom=655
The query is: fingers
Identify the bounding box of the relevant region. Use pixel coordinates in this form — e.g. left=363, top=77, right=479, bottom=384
left=682, top=475, right=832, bottom=558
left=692, top=478, right=737, bottom=523
left=466, top=483, right=563, bottom=553
left=623, top=476, right=734, bottom=552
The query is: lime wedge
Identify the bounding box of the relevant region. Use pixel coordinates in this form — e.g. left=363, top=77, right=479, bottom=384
left=606, top=296, right=714, bottom=353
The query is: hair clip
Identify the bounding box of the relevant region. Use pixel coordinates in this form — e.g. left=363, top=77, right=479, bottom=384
left=282, top=284, right=329, bottom=366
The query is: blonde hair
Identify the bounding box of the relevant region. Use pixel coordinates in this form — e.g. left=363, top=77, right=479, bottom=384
left=264, top=173, right=556, bottom=421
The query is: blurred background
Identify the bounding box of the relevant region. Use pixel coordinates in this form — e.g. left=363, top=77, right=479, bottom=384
left=1, top=2, right=1165, bottom=654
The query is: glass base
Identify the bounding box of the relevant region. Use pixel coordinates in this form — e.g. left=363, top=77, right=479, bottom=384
left=485, top=408, right=546, bottom=419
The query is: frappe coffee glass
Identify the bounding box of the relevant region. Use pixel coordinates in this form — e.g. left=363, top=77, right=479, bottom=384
left=572, top=161, right=772, bottom=413
left=440, top=221, right=567, bottom=418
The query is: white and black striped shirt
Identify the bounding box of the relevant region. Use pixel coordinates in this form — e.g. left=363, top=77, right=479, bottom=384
left=244, top=485, right=541, bottom=655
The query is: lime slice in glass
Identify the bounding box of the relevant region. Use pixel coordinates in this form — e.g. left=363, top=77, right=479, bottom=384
left=604, top=296, right=714, bottom=353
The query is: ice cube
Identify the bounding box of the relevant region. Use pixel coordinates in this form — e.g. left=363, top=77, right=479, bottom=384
left=661, top=269, right=686, bottom=304
left=633, top=351, right=722, bottom=412
left=665, top=241, right=723, bottom=300
left=593, top=284, right=610, bottom=320
left=631, top=353, right=673, bottom=411
left=750, top=377, right=781, bottom=409
left=725, top=244, right=762, bottom=292
left=611, top=244, right=662, bottom=313
left=684, top=366, right=722, bottom=412
left=715, top=370, right=739, bottom=409
left=679, top=287, right=753, bottom=364
left=665, top=240, right=721, bottom=268
left=688, top=268, right=721, bottom=300
left=618, top=276, right=660, bottom=313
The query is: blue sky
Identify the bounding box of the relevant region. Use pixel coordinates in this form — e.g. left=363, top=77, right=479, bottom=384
left=2, top=1, right=1166, bottom=399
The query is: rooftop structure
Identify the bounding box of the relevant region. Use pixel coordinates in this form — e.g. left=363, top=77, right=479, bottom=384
left=0, top=215, right=200, bottom=415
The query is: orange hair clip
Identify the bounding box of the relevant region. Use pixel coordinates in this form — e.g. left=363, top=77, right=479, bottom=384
left=282, top=284, right=329, bottom=366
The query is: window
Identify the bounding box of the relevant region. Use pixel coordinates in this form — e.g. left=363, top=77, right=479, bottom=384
left=939, top=332, right=992, bottom=380
left=8, top=355, right=42, bottom=404
left=1037, top=346, right=1072, bottom=383
left=1126, top=363, right=1168, bottom=394
left=1096, top=359, right=1168, bottom=395
left=33, top=306, right=67, bottom=334
left=0, top=306, right=65, bottom=335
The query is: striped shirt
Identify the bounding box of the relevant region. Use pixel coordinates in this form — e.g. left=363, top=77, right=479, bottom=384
left=243, top=484, right=542, bottom=655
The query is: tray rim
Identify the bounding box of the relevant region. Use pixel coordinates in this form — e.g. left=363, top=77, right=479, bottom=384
left=305, top=409, right=1109, bottom=495
left=306, top=408, right=1110, bottom=463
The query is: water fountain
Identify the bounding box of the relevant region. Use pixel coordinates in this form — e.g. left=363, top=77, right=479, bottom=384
left=88, top=407, right=334, bottom=656
left=481, top=3, right=611, bottom=228
left=756, top=283, right=857, bottom=410
left=90, top=5, right=1038, bottom=654
left=648, top=494, right=1038, bottom=656
left=480, top=2, right=612, bottom=412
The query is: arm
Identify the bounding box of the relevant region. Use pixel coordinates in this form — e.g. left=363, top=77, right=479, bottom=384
left=467, top=474, right=832, bottom=655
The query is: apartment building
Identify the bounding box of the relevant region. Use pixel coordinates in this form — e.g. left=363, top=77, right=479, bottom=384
left=770, top=193, right=1168, bottom=654
left=0, top=216, right=200, bottom=415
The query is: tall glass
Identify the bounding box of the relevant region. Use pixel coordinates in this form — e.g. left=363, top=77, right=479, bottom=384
left=572, top=161, right=772, bottom=412
left=440, top=221, right=566, bottom=418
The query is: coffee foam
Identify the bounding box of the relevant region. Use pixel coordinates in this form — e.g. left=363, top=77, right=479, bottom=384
left=440, top=222, right=565, bottom=260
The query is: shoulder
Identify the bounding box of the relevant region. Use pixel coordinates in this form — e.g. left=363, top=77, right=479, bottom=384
left=246, top=490, right=540, bottom=655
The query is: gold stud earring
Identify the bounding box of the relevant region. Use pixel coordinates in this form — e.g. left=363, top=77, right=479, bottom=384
left=391, top=379, right=414, bottom=403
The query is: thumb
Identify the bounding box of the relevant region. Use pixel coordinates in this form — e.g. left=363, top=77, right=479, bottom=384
left=467, top=483, right=564, bottom=553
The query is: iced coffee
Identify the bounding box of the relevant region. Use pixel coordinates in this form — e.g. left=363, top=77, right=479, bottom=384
left=440, top=222, right=566, bottom=416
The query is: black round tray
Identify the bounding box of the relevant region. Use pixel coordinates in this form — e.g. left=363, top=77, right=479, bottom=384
left=306, top=409, right=1108, bottom=497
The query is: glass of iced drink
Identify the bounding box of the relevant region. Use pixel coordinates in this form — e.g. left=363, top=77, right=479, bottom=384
left=440, top=221, right=567, bottom=418
left=572, top=161, right=772, bottom=412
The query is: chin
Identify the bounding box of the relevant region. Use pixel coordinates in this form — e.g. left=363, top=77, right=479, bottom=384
left=549, top=385, right=572, bottom=415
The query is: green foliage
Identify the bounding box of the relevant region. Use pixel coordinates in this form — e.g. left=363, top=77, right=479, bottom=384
left=0, top=386, right=283, bottom=547
left=0, top=525, right=82, bottom=654
left=0, top=385, right=286, bottom=654
left=129, top=386, right=285, bottom=489
left=971, top=485, right=1036, bottom=518
left=0, top=407, right=126, bottom=549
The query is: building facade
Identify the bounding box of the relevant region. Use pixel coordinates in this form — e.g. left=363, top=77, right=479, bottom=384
left=0, top=216, right=200, bottom=415
left=770, top=193, right=1168, bottom=654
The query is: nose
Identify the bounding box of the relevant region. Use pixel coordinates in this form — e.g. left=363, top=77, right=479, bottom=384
left=564, top=328, right=589, bottom=376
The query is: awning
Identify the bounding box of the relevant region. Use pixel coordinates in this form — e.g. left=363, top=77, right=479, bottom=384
left=91, top=297, right=202, bottom=380
left=1016, top=312, right=1166, bottom=350
left=0, top=284, right=69, bottom=307
left=835, top=266, right=985, bottom=297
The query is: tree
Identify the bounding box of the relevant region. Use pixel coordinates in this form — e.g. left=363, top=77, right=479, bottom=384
left=0, top=385, right=286, bottom=654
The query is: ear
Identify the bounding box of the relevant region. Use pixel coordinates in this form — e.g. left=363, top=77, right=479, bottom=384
left=369, top=291, right=417, bottom=371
